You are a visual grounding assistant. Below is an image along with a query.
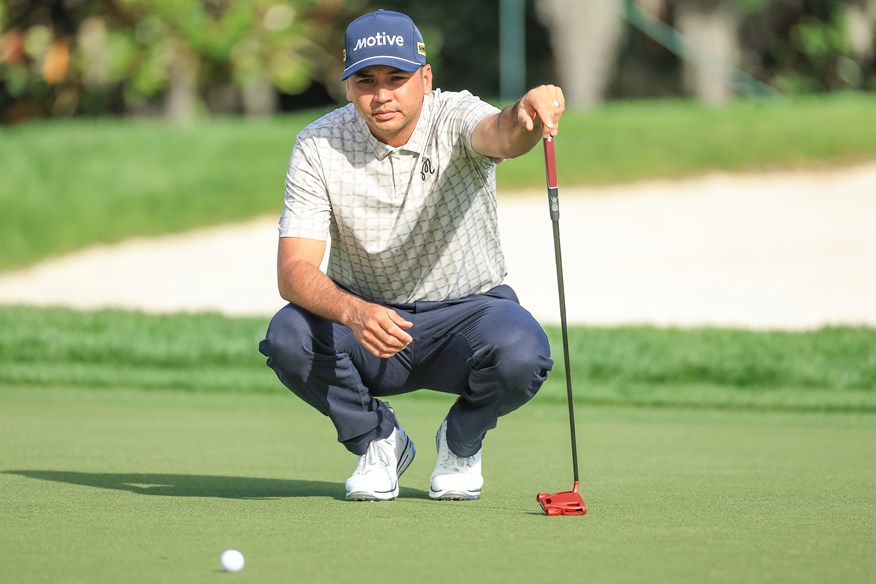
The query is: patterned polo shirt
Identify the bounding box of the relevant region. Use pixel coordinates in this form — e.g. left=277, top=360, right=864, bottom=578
left=278, top=89, right=505, bottom=304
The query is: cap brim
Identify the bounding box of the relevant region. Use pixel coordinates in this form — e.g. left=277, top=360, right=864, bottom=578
left=342, top=56, right=422, bottom=80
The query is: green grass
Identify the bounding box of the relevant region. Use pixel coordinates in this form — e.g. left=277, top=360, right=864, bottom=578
left=0, top=113, right=321, bottom=272
left=1, top=386, right=874, bottom=583
left=502, top=92, right=876, bottom=187
left=4, top=92, right=875, bottom=582
left=2, top=93, right=875, bottom=271
left=1, top=305, right=874, bottom=412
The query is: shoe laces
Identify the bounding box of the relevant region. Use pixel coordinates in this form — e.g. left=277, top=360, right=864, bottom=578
left=354, top=434, right=394, bottom=476
left=443, top=450, right=476, bottom=472
left=437, top=432, right=477, bottom=472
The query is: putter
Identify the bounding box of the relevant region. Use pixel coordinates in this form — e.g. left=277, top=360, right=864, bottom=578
left=536, top=135, right=587, bottom=517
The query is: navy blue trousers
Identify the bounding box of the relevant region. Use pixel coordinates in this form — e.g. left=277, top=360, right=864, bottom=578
left=258, top=284, right=553, bottom=456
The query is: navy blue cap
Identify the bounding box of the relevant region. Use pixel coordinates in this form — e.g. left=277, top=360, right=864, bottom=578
left=342, top=10, right=427, bottom=80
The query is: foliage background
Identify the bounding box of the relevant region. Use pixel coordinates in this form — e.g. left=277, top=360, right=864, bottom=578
left=1, top=0, right=874, bottom=124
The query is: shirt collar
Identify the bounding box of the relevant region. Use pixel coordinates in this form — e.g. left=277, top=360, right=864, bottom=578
left=402, top=93, right=431, bottom=155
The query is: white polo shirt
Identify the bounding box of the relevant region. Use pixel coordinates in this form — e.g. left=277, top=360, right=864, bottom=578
left=279, top=89, right=504, bottom=304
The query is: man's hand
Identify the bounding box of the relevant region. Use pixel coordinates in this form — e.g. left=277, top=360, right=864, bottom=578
left=277, top=237, right=412, bottom=359
left=515, top=84, right=565, bottom=138
left=347, top=302, right=414, bottom=358
left=471, top=84, right=565, bottom=159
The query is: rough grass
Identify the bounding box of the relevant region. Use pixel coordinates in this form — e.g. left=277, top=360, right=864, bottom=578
left=1, top=305, right=874, bottom=412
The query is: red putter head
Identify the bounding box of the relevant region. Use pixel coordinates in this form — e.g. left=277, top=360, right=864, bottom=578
left=536, top=481, right=586, bottom=516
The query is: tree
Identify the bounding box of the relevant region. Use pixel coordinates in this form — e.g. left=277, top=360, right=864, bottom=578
left=0, top=0, right=363, bottom=123
left=536, top=0, right=627, bottom=107
left=535, top=0, right=876, bottom=105
left=675, top=0, right=740, bottom=104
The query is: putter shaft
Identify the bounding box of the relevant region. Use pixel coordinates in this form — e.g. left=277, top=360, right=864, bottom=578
left=544, top=136, right=580, bottom=485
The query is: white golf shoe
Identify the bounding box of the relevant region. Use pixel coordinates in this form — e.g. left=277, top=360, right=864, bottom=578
left=429, top=420, right=483, bottom=500
left=345, top=425, right=416, bottom=501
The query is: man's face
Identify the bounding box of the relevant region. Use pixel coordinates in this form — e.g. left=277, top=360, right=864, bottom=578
left=346, top=64, right=433, bottom=148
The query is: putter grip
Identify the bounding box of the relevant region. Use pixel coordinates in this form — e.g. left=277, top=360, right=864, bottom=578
left=543, top=137, right=560, bottom=221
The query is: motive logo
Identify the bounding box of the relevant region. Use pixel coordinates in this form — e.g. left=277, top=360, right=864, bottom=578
left=353, top=32, right=406, bottom=51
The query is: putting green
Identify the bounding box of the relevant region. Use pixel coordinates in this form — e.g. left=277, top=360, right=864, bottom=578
left=1, top=386, right=874, bottom=583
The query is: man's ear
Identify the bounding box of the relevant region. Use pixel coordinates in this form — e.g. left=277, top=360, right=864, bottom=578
left=421, top=65, right=433, bottom=94
left=344, top=79, right=352, bottom=102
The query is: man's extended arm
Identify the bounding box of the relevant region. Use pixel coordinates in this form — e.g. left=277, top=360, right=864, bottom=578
left=471, top=84, right=565, bottom=160
left=276, top=237, right=413, bottom=358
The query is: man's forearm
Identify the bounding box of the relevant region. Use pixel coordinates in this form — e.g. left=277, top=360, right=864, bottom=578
left=279, top=259, right=365, bottom=326
left=471, top=84, right=564, bottom=160
left=278, top=258, right=414, bottom=358
left=492, top=101, right=544, bottom=158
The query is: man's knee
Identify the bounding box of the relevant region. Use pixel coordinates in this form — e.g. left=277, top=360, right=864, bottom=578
left=477, top=303, right=553, bottom=400
left=259, top=304, right=345, bottom=417
left=259, top=304, right=326, bottom=377
left=496, top=320, right=552, bottom=383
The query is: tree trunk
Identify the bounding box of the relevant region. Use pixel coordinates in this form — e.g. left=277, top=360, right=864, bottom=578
left=674, top=0, right=739, bottom=104
left=241, top=77, right=278, bottom=116
left=536, top=0, right=626, bottom=107
left=846, top=0, right=875, bottom=60
left=165, top=48, right=200, bottom=123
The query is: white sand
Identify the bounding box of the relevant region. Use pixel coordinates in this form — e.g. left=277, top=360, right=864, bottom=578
left=2, top=162, right=875, bottom=329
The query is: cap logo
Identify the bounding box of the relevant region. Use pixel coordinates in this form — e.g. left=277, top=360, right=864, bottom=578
left=353, top=33, right=405, bottom=52
left=417, top=42, right=426, bottom=56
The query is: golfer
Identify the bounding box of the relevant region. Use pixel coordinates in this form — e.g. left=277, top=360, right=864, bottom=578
left=259, top=9, right=565, bottom=501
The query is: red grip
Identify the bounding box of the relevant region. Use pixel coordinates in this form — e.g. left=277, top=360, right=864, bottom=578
left=543, top=136, right=558, bottom=189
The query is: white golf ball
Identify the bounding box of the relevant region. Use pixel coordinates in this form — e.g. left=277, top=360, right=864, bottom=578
left=220, top=549, right=245, bottom=572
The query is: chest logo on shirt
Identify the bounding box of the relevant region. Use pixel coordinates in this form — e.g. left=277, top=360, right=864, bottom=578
left=421, top=158, right=436, bottom=181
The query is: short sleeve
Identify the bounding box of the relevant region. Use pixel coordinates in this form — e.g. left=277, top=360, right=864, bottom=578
left=277, top=136, right=331, bottom=240
left=434, top=90, right=502, bottom=162
left=454, top=93, right=500, bottom=153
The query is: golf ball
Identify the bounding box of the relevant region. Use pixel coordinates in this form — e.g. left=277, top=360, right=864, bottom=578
left=221, top=549, right=245, bottom=572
